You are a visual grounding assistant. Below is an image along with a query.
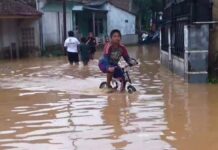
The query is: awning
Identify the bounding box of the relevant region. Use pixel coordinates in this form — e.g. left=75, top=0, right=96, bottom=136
left=86, top=0, right=107, bottom=7
left=72, top=5, right=84, bottom=11
left=72, top=5, right=107, bottom=13
left=83, top=6, right=108, bottom=12
left=43, top=1, right=107, bottom=13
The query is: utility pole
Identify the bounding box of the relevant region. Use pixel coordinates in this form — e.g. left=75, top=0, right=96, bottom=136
left=92, top=12, right=96, bottom=36
left=63, top=0, right=67, bottom=54
left=36, top=0, right=44, bottom=55
left=63, top=0, right=67, bottom=42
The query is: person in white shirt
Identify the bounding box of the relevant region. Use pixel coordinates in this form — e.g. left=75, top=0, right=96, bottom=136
left=64, top=31, right=80, bottom=65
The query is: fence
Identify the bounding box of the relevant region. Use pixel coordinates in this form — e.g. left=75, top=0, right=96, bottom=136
left=162, top=0, right=212, bottom=58
left=161, top=26, right=169, bottom=52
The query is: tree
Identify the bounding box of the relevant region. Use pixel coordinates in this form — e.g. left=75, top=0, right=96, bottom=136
left=134, top=0, right=163, bottom=31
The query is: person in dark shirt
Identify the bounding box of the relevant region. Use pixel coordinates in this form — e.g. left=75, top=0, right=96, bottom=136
left=79, top=37, right=90, bottom=66
left=86, top=32, right=97, bottom=59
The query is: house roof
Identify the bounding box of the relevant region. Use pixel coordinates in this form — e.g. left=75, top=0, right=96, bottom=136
left=0, top=0, right=42, bottom=19
left=109, top=0, right=132, bottom=14
left=42, top=1, right=74, bottom=12
left=72, top=5, right=107, bottom=12
left=76, top=0, right=135, bottom=15
left=86, top=0, right=107, bottom=7
left=83, top=6, right=108, bottom=12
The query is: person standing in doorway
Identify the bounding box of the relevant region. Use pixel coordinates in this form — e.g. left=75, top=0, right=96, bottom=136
left=104, top=35, right=110, bottom=45
left=86, top=32, right=97, bottom=59
left=64, top=31, right=80, bottom=65
left=75, top=26, right=82, bottom=41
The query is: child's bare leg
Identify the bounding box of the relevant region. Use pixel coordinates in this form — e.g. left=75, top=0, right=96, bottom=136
left=107, top=73, right=113, bottom=88
left=120, top=79, right=126, bottom=92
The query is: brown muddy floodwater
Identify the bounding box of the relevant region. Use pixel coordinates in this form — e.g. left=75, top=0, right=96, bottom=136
left=0, top=45, right=218, bottom=150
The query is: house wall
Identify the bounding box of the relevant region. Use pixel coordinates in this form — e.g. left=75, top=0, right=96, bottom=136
left=19, top=19, right=41, bottom=49
left=104, top=3, right=136, bottom=35
left=0, top=19, right=40, bottom=58
left=39, top=0, right=73, bottom=46
left=0, top=19, right=40, bottom=49
left=0, top=20, right=19, bottom=49
left=42, top=11, right=73, bottom=46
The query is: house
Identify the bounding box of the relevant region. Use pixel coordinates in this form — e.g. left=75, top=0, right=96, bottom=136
left=0, top=0, right=42, bottom=59
left=74, top=0, right=136, bottom=36
left=39, top=0, right=137, bottom=48
left=160, top=0, right=212, bottom=83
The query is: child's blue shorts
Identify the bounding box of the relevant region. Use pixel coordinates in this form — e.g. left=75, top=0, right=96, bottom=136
left=99, top=58, right=124, bottom=79
left=113, top=66, right=125, bottom=79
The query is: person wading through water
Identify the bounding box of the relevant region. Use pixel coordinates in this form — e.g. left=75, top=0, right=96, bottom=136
left=64, top=31, right=80, bottom=65
left=86, top=32, right=97, bottom=60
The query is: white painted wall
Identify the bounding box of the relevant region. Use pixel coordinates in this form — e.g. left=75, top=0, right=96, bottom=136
left=42, top=12, right=60, bottom=45
left=104, top=3, right=136, bottom=35
left=0, top=20, right=19, bottom=49
left=39, top=0, right=73, bottom=46
left=19, top=19, right=40, bottom=48
left=0, top=18, right=40, bottom=56
left=42, top=11, right=73, bottom=46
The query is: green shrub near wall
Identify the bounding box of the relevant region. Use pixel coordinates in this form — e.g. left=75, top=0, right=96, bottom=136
left=42, top=45, right=65, bottom=57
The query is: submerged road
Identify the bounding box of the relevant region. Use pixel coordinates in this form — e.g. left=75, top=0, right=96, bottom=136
left=0, top=45, right=218, bottom=150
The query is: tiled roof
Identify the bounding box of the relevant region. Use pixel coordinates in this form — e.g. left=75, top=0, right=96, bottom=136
left=86, top=0, right=107, bottom=7
left=0, top=0, right=42, bottom=18
left=75, top=0, right=134, bottom=14
left=109, top=0, right=131, bottom=13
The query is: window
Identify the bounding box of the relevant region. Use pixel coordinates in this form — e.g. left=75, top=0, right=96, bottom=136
left=21, top=28, right=35, bottom=48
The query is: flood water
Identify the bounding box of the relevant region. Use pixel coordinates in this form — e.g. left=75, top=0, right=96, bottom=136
left=0, top=45, right=218, bottom=150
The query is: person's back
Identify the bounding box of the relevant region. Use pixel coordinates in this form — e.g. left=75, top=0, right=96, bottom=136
left=64, top=31, right=80, bottom=65
left=65, top=37, right=80, bottom=53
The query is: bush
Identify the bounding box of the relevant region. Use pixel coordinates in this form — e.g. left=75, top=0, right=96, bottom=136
left=42, top=45, right=65, bottom=57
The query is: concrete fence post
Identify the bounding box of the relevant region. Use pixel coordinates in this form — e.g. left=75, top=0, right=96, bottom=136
left=184, top=24, right=209, bottom=83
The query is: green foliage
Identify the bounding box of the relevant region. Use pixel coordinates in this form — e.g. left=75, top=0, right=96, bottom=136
left=42, top=45, right=65, bottom=57
left=134, top=0, right=163, bottom=30
left=209, top=78, right=218, bottom=84
left=134, top=0, right=163, bottom=13
left=209, top=72, right=218, bottom=84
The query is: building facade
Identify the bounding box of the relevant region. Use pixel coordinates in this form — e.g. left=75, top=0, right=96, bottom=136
left=0, top=0, right=42, bottom=59
left=39, top=0, right=137, bottom=48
